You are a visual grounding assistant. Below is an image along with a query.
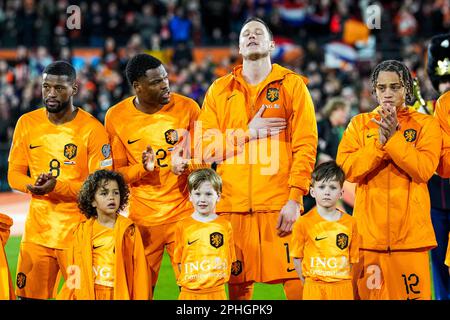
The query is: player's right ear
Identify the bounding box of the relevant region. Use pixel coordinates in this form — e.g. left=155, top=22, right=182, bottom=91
left=132, top=81, right=140, bottom=93
left=72, top=82, right=79, bottom=96
left=269, top=40, right=275, bottom=52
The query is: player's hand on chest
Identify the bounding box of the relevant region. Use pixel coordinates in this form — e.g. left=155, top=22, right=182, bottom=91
left=125, top=123, right=183, bottom=169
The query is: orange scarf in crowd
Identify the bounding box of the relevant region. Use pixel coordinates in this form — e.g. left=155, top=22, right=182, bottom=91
left=58, top=214, right=151, bottom=300
left=0, top=213, right=15, bottom=300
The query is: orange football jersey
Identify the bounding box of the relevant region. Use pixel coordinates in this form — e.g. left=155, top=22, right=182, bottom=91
left=104, top=94, right=200, bottom=226
left=8, top=108, right=113, bottom=248
left=92, top=221, right=115, bottom=287
left=174, top=215, right=236, bottom=290
left=290, top=207, right=359, bottom=282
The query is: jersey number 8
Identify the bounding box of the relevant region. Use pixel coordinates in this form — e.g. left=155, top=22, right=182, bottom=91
left=49, top=159, right=61, bottom=178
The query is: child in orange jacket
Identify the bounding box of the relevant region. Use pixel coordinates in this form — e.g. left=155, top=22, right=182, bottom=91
left=58, top=170, right=150, bottom=300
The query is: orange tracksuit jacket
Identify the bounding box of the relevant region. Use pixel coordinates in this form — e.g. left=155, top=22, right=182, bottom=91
left=197, top=64, right=317, bottom=212
left=58, top=215, right=150, bottom=300
left=337, top=106, right=442, bottom=251
left=434, top=90, right=450, bottom=177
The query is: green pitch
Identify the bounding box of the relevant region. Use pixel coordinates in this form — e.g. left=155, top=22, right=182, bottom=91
left=5, top=236, right=286, bottom=300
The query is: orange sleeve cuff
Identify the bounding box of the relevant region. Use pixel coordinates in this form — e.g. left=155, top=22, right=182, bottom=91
left=51, top=180, right=82, bottom=202
left=7, top=163, right=33, bottom=194
left=116, top=163, right=151, bottom=184
left=289, top=187, right=304, bottom=209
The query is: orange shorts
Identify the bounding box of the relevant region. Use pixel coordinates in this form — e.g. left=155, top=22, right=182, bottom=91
left=303, top=278, right=353, bottom=300
left=178, top=285, right=227, bottom=300
left=221, top=212, right=298, bottom=284
left=94, top=284, right=114, bottom=300
left=353, top=249, right=431, bottom=300
left=15, top=242, right=68, bottom=299
left=138, top=221, right=179, bottom=287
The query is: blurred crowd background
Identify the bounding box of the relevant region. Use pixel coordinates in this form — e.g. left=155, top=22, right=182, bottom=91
left=0, top=0, right=449, bottom=191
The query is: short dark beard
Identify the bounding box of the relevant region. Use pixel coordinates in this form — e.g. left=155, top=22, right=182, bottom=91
left=245, top=51, right=270, bottom=61
left=44, top=99, right=71, bottom=113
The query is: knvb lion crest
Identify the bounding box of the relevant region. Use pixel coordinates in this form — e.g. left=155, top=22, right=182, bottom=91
left=127, top=225, right=135, bottom=238
left=336, top=233, right=349, bottom=250
left=266, top=88, right=279, bottom=102
left=16, top=272, right=26, bottom=289
left=210, top=232, right=224, bottom=248
left=404, top=129, right=417, bottom=142
left=165, top=129, right=178, bottom=145
left=64, top=143, right=77, bottom=160
left=231, top=260, right=242, bottom=276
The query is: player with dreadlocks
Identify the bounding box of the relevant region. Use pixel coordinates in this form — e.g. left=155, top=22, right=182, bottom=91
left=337, top=60, right=442, bottom=299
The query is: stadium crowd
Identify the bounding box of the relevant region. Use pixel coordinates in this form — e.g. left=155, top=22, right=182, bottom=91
left=0, top=0, right=449, bottom=192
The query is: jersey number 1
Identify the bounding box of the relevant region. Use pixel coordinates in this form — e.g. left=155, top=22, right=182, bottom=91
left=284, top=243, right=296, bottom=272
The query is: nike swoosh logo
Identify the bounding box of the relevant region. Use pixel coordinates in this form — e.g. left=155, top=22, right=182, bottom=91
left=127, top=139, right=141, bottom=144
left=315, top=236, right=327, bottom=241
left=366, top=134, right=376, bottom=138
left=286, top=267, right=296, bottom=272
left=188, top=239, right=199, bottom=245
left=227, top=94, right=237, bottom=101
left=93, top=245, right=103, bottom=250
left=29, top=145, right=42, bottom=149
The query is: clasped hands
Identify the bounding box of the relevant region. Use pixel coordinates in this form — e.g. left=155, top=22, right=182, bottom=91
left=371, top=103, right=400, bottom=145
left=26, top=172, right=56, bottom=195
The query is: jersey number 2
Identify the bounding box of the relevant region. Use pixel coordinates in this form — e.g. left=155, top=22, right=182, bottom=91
left=156, top=149, right=168, bottom=168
